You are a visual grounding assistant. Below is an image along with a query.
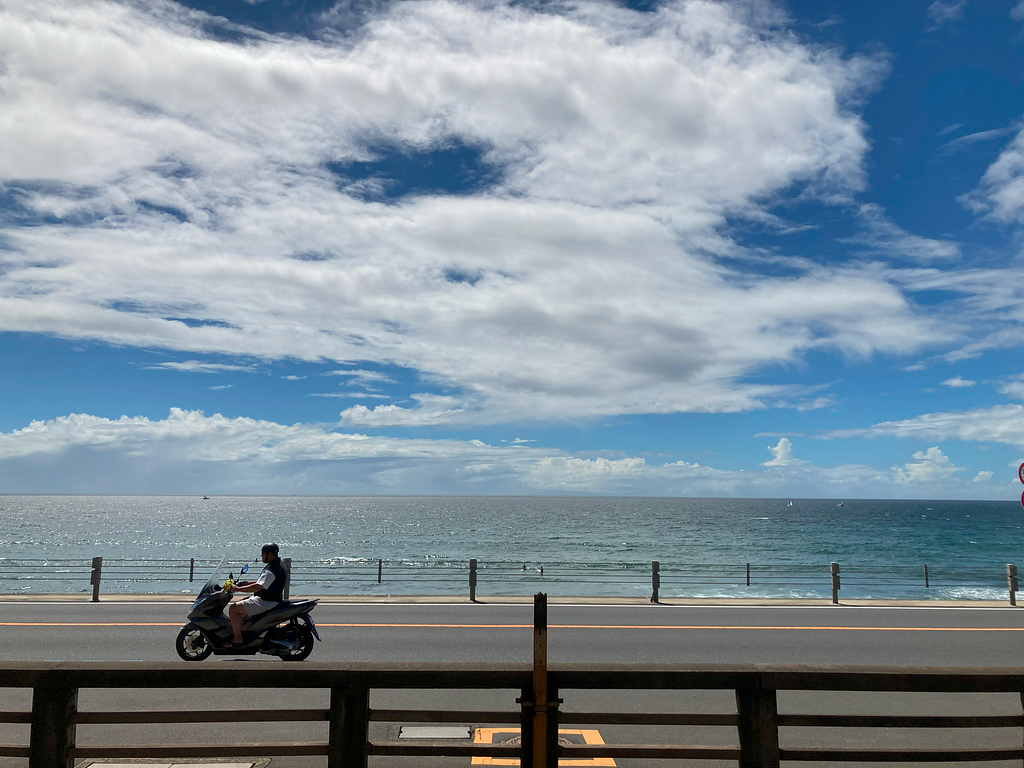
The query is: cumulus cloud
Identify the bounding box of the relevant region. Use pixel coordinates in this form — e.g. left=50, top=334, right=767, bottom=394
left=762, top=437, right=802, bottom=466
left=958, top=129, right=1024, bottom=225
left=0, top=408, right=1011, bottom=498
left=324, top=369, right=396, bottom=388
left=2, top=0, right=974, bottom=426
left=940, top=376, right=975, bottom=388
left=823, top=404, right=1023, bottom=446
left=892, top=446, right=961, bottom=483
left=340, top=394, right=467, bottom=426
left=972, top=470, right=993, bottom=482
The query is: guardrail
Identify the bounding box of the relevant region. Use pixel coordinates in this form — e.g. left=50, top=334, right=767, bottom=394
left=2, top=557, right=1019, bottom=604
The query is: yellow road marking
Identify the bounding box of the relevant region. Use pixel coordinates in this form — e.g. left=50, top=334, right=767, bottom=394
left=0, top=622, right=1019, bottom=631
left=473, top=727, right=614, bottom=767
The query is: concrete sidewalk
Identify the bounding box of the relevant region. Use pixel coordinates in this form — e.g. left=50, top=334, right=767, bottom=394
left=0, top=592, right=1016, bottom=607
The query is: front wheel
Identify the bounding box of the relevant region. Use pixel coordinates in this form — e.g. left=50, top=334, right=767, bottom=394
left=175, top=624, right=213, bottom=661
left=280, top=626, right=314, bottom=661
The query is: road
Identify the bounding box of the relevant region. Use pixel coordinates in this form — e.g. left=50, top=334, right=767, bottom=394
left=1, top=601, right=1021, bottom=768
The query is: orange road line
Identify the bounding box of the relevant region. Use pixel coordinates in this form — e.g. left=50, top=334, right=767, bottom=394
left=0, top=622, right=1019, bottom=631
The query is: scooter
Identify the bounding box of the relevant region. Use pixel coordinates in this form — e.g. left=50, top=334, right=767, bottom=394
left=175, top=558, right=321, bottom=661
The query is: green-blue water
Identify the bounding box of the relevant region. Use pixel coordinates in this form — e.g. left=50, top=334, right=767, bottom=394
left=2, top=495, right=1020, bottom=599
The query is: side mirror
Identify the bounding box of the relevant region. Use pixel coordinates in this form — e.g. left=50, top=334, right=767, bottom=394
left=241, top=564, right=249, bottom=574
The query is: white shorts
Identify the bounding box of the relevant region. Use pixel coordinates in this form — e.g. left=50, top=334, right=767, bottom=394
left=236, top=595, right=279, bottom=617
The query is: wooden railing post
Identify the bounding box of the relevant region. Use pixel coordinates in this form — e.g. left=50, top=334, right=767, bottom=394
left=282, top=557, right=291, bottom=600
left=830, top=562, right=840, bottom=604
left=518, top=684, right=535, bottom=768
left=469, top=559, right=478, bottom=602
left=89, top=557, right=102, bottom=602
left=189, top=557, right=195, bottom=582
left=533, top=592, right=549, bottom=768
left=328, top=684, right=369, bottom=768
left=29, top=681, right=78, bottom=768
left=650, top=560, right=660, bottom=603
left=1007, top=564, right=1018, bottom=607
left=736, top=679, right=780, bottom=768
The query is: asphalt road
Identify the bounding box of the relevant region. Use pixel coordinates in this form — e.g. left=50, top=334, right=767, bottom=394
left=1, top=601, right=1021, bottom=768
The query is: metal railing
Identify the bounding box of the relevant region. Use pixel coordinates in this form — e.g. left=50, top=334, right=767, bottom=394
left=1, top=557, right=1019, bottom=604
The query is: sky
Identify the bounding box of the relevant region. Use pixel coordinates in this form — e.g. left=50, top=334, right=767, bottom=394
left=0, top=0, right=1021, bottom=498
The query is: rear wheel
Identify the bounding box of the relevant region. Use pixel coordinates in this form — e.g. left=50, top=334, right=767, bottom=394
left=280, top=626, right=314, bottom=661
left=175, top=625, right=213, bottom=661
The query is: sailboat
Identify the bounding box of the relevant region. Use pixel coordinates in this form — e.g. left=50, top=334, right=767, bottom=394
left=787, top=499, right=793, bottom=507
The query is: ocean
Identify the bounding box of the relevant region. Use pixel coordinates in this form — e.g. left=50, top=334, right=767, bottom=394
left=1, top=495, right=1021, bottom=600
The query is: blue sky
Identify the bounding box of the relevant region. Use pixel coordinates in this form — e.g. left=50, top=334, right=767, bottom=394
left=0, top=0, right=1020, bottom=497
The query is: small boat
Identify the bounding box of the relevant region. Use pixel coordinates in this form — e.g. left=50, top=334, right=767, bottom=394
left=837, top=502, right=844, bottom=507
left=202, top=495, right=210, bottom=500
left=787, top=499, right=793, bottom=507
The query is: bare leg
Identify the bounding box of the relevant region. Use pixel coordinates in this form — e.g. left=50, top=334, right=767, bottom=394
left=228, top=603, right=245, bottom=643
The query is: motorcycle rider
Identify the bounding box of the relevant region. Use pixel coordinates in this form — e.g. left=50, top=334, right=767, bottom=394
left=225, top=543, right=287, bottom=646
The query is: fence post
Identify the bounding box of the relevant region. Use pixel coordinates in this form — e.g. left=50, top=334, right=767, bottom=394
left=327, top=684, right=369, bottom=768
left=736, top=678, right=780, bottom=768
left=746, top=563, right=751, bottom=587
left=189, top=558, right=195, bottom=582
left=533, top=592, right=549, bottom=768
left=89, top=557, right=102, bottom=603
left=518, top=684, right=534, bottom=768
left=29, top=680, right=78, bottom=768
left=469, top=559, right=478, bottom=602
left=377, top=558, right=382, bottom=585
left=650, top=560, right=660, bottom=603
left=282, top=557, right=291, bottom=600
left=923, top=564, right=928, bottom=588
left=830, top=562, right=840, bottom=604
left=1007, top=564, right=1018, bottom=607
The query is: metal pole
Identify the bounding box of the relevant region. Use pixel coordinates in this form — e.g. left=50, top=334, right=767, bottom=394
left=89, top=557, right=102, bottom=603
left=533, top=592, right=548, bottom=768
left=1007, top=564, right=1018, bottom=607
left=377, top=558, right=382, bottom=585
left=282, top=557, right=291, bottom=600
left=830, top=562, right=840, bottom=605
left=650, top=560, right=660, bottom=603
left=469, top=558, right=478, bottom=602
left=923, top=564, right=928, bottom=588
left=746, top=562, right=751, bottom=587
left=189, top=558, right=195, bottom=582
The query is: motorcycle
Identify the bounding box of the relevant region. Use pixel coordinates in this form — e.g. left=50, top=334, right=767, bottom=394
left=175, top=558, right=321, bottom=661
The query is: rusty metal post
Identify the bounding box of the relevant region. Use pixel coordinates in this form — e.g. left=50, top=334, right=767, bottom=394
left=282, top=557, right=291, bottom=600
left=650, top=560, right=660, bottom=603
left=29, top=680, right=78, bottom=768
left=924, top=564, right=929, bottom=588
left=469, top=558, right=478, bottom=602
left=830, top=562, right=840, bottom=604
left=377, top=558, right=382, bottom=584
left=533, top=592, right=548, bottom=768
left=89, top=557, right=102, bottom=603
left=746, top=562, right=751, bottom=587
left=189, top=557, right=195, bottom=582
left=1007, top=564, right=1018, bottom=607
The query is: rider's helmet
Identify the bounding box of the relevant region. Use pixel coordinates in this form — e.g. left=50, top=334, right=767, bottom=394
left=261, top=543, right=279, bottom=556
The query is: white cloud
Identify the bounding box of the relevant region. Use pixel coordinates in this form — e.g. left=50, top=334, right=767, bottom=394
left=892, top=446, right=961, bottom=483
left=940, top=376, right=975, bottom=388
left=282, top=375, right=307, bottom=380
left=995, top=375, right=1024, bottom=399
left=340, top=394, right=466, bottom=426
left=311, top=392, right=389, bottom=399
left=208, top=384, right=233, bottom=390
left=144, top=360, right=255, bottom=373
left=0, top=0, right=968, bottom=426
left=958, top=129, right=1024, bottom=225
left=0, top=408, right=1013, bottom=498
left=972, top=470, right=993, bottom=482
left=844, top=204, right=959, bottom=261
left=926, top=1, right=967, bottom=30
left=324, top=369, right=396, bottom=388
left=823, top=404, right=1024, bottom=446
left=762, top=437, right=802, bottom=466
left=1012, top=1, right=1023, bottom=21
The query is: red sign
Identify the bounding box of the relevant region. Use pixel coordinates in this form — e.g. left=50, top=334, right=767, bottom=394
left=1019, top=462, right=1024, bottom=485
